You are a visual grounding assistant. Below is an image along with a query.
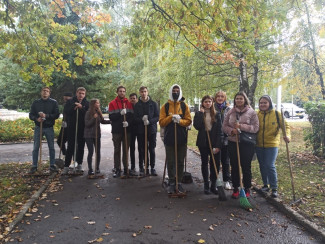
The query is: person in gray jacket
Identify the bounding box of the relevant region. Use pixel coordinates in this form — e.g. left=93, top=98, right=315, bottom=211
left=84, top=99, right=110, bottom=175
left=29, top=87, right=60, bottom=173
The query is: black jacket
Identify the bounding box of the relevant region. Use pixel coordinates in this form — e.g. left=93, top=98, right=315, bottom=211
left=29, top=98, right=60, bottom=128
left=134, top=97, right=159, bottom=135
left=64, top=96, right=89, bottom=130
left=193, top=111, right=222, bottom=149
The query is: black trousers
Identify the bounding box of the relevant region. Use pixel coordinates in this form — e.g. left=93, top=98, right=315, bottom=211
left=64, top=128, right=85, bottom=167
left=57, top=127, right=68, bottom=155
left=85, top=137, right=101, bottom=171
left=228, top=141, right=255, bottom=189
left=215, top=144, right=230, bottom=182
left=129, top=131, right=142, bottom=170
left=137, top=132, right=157, bottom=169
left=198, top=144, right=217, bottom=182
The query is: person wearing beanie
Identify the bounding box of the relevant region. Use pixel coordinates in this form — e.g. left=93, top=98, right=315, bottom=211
left=256, top=95, right=291, bottom=198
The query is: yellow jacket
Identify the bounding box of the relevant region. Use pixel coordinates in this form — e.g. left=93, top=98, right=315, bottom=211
left=257, top=109, right=291, bottom=148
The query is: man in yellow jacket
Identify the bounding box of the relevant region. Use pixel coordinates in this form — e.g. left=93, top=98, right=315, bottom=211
left=159, top=84, right=192, bottom=194
left=256, top=95, right=291, bottom=198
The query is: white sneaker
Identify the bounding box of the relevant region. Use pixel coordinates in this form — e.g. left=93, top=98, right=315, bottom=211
left=62, top=167, right=69, bottom=175
left=69, top=162, right=78, bottom=169
left=76, top=164, right=84, bottom=172
left=224, top=181, right=232, bottom=190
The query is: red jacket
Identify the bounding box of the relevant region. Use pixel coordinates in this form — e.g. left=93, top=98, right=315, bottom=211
left=108, top=96, right=134, bottom=134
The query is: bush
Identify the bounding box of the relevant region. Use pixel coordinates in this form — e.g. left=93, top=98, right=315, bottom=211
left=304, top=101, right=325, bottom=157
left=0, top=118, right=61, bottom=142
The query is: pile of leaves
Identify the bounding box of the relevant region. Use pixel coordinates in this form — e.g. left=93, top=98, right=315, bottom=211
left=0, top=162, right=51, bottom=239
left=0, top=118, right=61, bottom=143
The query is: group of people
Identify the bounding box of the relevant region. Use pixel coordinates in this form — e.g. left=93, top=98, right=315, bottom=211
left=29, top=84, right=290, bottom=198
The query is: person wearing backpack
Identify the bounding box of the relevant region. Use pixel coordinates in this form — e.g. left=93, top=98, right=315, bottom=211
left=256, top=95, right=291, bottom=198
left=159, top=84, right=192, bottom=194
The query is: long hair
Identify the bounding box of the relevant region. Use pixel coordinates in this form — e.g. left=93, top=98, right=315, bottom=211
left=89, top=99, right=103, bottom=120
left=233, top=91, right=250, bottom=107
left=201, top=95, right=216, bottom=123
left=214, top=90, right=229, bottom=106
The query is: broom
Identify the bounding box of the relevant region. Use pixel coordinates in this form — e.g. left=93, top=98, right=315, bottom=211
left=235, top=133, right=253, bottom=210
left=203, top=114, right=227, bottom=201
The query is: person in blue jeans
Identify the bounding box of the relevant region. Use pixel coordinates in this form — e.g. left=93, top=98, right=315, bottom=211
left=29, top=87, right=60, bottom=173
left=256, top=95, right=291, bottom=198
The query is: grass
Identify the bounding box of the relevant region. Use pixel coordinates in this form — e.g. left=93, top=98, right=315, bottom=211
left=188, top=121, right=325, bottom=228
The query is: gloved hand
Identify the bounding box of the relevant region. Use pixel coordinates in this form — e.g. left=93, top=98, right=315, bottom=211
left=143, top=120, right=150, bottom=126
left=122, top=121, right=128, bottom=128
left=172, top=114, right=181, bottom=123
left=142, top=115, right=148, bottom=121
left=187, top=124, right=192, bottom=130
left=120, top=109, right=127, bottom=115
left=62, top=121, right=67, bottom=128
left=213, top=148, right=220, bottom=154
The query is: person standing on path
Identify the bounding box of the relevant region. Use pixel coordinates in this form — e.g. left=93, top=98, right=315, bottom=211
left=128, top=93, right=141, bottom=175
left=159, top=84, right=192, bottom=194
left=84, top=99, right=110, bottom=176
left=193, top=95, right=222, bottom=195
left=57, top=92, right=73, bottom=157
left=134, top=86, right=159, bottom=176
left=29, top=87, right=60, bottom=173
left=214, top=91, right=232, bottom=190
left=108, top=85, right=134, bottom=178
left=222, top=91, right=259, bottom=199
left=256, top=95, right=291, bottom=198
left=62, top=87, right=89, bottom=174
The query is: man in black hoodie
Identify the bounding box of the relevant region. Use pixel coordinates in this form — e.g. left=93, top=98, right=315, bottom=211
left=29, top=87, right=60, bottom=173
left=62, top=87, right=89, bottom=174
left=134, top=86, right=159, bottom=176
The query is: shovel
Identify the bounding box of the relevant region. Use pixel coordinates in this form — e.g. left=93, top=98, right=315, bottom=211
left=55, top=120, right=65, bottom=169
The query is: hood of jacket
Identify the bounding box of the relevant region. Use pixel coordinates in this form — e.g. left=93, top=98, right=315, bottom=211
left=169, top=84, right=183, bottom=102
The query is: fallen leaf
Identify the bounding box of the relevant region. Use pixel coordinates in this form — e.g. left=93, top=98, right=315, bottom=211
left=144, top=225, right=152, bottom=229
left=102, top=233, right=110, bottom=236
left=132, top=233, right=137, bottom=237
left=115, top=198, right=120, bottom=201
left=25, top=213, right=32, bottom=217
left=196, top=233, right=202, bottom=236
left=73, top=216, right=80, bottom=220
left=101, top=195, right=106, bottom=198
left=44, top=215, right=50, bottom=219
left=96, top=237, right=103, bottom=242
left=198, top=239, right=205, bottom=243
left=49, top=235, right=55, bottom=238
left=209, top=225, right=214, bottom=231
left=202, top=219, right=207, bottom=222
left=88, top=221, right=96, bottom=225
left=105, top=223, right=111, bottom=229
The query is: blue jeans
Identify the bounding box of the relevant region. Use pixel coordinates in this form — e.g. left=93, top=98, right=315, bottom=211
left=255, top=147, right=278, bottom=189
left=32, top=126, right=55, bottom=168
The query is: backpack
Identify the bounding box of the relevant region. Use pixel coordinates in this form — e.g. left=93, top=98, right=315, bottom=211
left=165, top=101, right=186, bottom=118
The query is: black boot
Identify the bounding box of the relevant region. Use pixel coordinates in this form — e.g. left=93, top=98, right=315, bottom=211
left=210, top=180, right=218, bottom=195
left=204, top=181, right=211, bottom=195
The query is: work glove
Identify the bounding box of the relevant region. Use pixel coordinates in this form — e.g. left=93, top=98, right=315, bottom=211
left=143, top=120, right=150, bottom=126
left=172, top=114, right=181, bottom=124
left=122, top=121, right=128, bottom=128
left=142, top=115, right=148, bottom=121
left=213, top=148, right=220, bottom=154
left=62, top=121, right=67, bottom=128
left=187, top=124, right=192, bottom=130
left=120, top=109, right=127, bottom=115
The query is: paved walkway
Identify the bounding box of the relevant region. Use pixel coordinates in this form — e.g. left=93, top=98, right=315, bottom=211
left=1, top=125, right=322, bottom=243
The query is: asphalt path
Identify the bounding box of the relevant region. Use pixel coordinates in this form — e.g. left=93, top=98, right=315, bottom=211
left=1, top=124, right=322, bottom=243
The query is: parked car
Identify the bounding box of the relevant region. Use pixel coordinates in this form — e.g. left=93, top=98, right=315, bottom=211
left=281, top=103, right=305, bottom=119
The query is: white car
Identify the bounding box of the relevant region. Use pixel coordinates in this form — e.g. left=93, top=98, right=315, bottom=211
left=281, top=103, right=305, bottom=119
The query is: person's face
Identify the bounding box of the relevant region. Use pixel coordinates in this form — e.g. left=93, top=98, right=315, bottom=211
left=172, top=87, right=180, bottom=93
left=76, top=90, right=86, bottom=101
left=129, top=95, right=138, bottom=104
left=41, top=88, right=50, bottom=100
left=95, top=100, right=100, bottom=109
left=140, top=89, right=148, bottom=100
left=216, top=94, right=226, bottom=104
left=235, top=95, right=245, bottom=107
left=117, top=88, right=126, bottom=99
left=63, top=96, right=72, bottom=102
left=203, top=98, right=213, bottom=109
left=259, top=98, right=270, bottom=111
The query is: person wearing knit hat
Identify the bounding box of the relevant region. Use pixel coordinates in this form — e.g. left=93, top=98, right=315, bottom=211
left=256, top=95, right=291, bottom=198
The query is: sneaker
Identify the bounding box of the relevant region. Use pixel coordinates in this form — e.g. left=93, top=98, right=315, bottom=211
left=95, top=169, right=100, bottom=174
left=261, top=185, right=270, bottom=192
left=88, top=170, right=94, bottom=175
left=167, top=183, right=176, bottom=194
left=29, top=167, right=37, bottom=174
left=245, top=188, right=251, bottom=198
left=113, top=169, right=121, bottom=178
left=62, top=167, right=69, bottom=175
left=76, top=164, right=84, bottom=172
left=151, top=168, right=157, bottom=176
left=210, top=185, right=218, bottom=195
left=139, top=168, right=144, bottom=176
left=271, top=189, right=278, bottom=198
left=232, top=189, right=239, bottom=199
left=112, top=168, right=116, bottom=173
left=50, top=165, right=58, bottom=172
left=224, top=181, right=232, bottom=190
left=129, top=169, right=137, bottom=176
left=177, top=183, right=185, bottom=193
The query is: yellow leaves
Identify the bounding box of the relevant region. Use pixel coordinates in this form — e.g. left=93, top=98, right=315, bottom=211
left=198, top=239, right=205, bottom=243
left=74, top=57, right=83, bottom=66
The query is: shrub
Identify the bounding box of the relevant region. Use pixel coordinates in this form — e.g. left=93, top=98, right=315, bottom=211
left=304, top=101, right=325, bottom=157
